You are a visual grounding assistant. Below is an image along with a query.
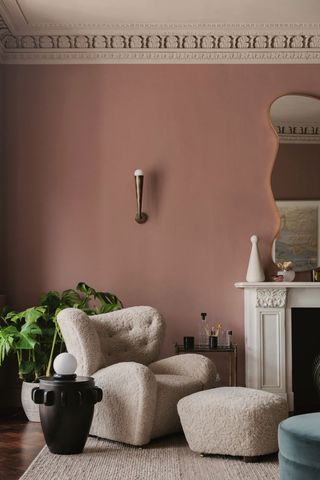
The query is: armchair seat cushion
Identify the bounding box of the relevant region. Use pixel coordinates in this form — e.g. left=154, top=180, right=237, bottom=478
left=149, top=353, right=217, bottom=389
left=151, top=374, right=203, bottom=439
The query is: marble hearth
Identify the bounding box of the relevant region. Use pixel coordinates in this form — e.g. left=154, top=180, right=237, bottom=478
left=235, top=282, right=320, bottom=411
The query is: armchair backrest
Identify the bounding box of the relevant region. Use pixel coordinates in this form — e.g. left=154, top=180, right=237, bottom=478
left=58, top=306, right=165, bottom=375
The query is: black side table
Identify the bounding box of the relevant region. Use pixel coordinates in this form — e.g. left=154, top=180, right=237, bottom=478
left=32, top=375, right=102, bottom=454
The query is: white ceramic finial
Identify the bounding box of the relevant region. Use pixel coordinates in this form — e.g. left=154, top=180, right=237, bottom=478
left=53, top=353, right=77, bottom=376
left=134, top=169, right=144, bottom=176
left=246, top=234, right=265, bottom=282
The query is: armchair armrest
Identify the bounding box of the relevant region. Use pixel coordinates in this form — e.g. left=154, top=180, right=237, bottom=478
left=57, top=308, right=104, bottom=376
left=149, top=354, right=217, bottom=389
left=91, top=362, right=158, bottom=446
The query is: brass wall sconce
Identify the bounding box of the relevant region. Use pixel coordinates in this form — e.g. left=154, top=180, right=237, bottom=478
left=134, top=169, right=148, bottom=224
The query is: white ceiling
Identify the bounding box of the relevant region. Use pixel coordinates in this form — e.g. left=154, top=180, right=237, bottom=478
left=0, top=0, right=319, bottom=64
left=2, top=0, right=320, bottom=33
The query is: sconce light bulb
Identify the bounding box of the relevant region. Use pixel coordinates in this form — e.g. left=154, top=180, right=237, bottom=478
left=134, top=169, right=144, bottom=177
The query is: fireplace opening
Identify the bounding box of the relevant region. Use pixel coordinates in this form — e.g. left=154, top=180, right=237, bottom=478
left=292, top=307, right=320, bottom=414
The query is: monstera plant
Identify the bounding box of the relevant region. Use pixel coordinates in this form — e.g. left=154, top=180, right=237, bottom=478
left=0, top=282, right=123, bottom=381
left=0, top=282, right=123, bottom=421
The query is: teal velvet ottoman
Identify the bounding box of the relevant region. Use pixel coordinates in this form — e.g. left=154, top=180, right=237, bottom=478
left=279, top=413, right=320, bottom=480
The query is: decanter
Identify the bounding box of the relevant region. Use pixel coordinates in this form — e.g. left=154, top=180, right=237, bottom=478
left=198, top=312, right=209, bottom=347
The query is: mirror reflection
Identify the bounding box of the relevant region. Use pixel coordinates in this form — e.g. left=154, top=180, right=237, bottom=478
left=270, top=95, right=320, bottom=273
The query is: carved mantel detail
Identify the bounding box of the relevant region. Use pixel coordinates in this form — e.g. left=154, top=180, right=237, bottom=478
left=256, top=288, right=287, bottom=308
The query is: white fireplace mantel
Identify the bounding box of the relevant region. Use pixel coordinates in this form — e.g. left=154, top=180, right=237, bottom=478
left=235, top=281, right=320, bottom=411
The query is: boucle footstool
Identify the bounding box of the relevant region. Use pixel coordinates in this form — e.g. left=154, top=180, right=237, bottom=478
left=177, top=387, right=288, bottom=460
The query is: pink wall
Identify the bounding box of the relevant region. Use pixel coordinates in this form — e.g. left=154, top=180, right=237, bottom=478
left=3, top=64, right=320, bottom=385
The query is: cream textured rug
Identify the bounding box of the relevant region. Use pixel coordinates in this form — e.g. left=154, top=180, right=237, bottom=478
left=20, top=434, right=279, bottom=480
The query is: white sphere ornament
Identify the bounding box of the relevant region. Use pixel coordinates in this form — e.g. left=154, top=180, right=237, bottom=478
left=246, top=235, right=265, bottom=282
left=53, top=353, right=77, bottom=376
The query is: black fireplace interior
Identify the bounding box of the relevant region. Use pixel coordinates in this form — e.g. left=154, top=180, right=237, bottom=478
left=292, top=307, right=320, bottom=414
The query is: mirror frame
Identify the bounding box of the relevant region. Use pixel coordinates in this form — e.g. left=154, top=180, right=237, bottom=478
left=268, top=93, right=320, bottom=273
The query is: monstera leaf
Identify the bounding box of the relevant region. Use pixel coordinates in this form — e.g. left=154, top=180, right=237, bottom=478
left=39, top=291, right=61, bottom=314
left=24, top=307, right=46, bottom=324
left=94, top=291, right=123, bottom=311
left=0, top=325, right=18, bottom=362
left=0, top=282, right=123, bottom=381
left=3, top=307, right=45, bottom=325
left=77, top=282, right=97, bottom=297
left=15, top=323, right=42, bottom=350
left=61, top=289, right=82, bottom=308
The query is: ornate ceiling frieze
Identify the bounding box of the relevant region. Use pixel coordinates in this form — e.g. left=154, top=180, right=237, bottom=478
left=0, top=15, right=319, bottom=64
left=275, top=123, right=320, bottom=143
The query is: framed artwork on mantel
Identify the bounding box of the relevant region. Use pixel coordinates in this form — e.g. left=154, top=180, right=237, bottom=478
left=273, top=200, right=320, bottom=272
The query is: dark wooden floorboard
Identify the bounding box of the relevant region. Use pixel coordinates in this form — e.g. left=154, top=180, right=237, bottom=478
left=0, top=413, right=44, bottom=480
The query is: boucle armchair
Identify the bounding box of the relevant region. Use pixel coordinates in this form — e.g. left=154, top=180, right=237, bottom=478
left=57, top=306, right=216, bottom=446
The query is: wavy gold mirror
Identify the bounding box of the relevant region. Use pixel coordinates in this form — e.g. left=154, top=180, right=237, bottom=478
left=270, top=95, right=320, bottom=274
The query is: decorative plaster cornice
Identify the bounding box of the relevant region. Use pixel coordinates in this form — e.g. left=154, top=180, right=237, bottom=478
left=276, top=123, right=320, bottom=143
left=6, top=22, right=320, bottom=33
left=4, top=50, right=320, bottom=65
left=0, top=15, right=320, bottom=64
left=279, top=135, right=320, bottom=143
